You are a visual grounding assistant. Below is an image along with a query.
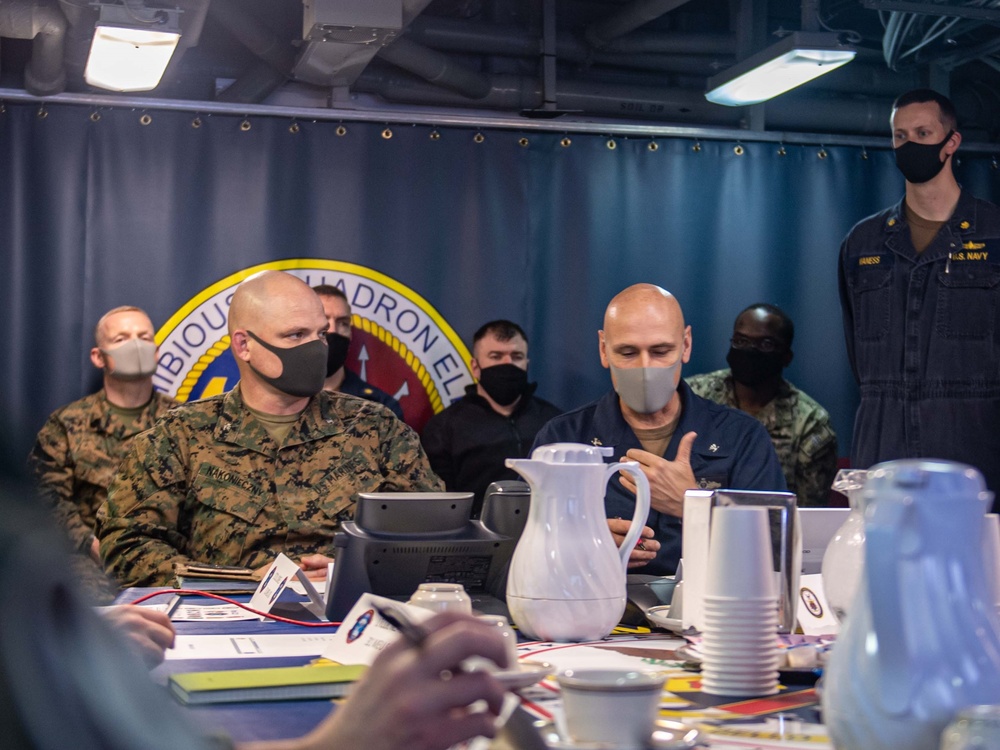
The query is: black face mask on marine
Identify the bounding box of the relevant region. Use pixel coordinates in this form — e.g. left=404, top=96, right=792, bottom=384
left=324, top=332, right=351, bottom=377
left=894, top=130, right=954, bottom=184
left=246, top=331, right=328, bottom=398
left=727, top=346, right=785, bottom=387
left=477, top=363, right=529, bottom=406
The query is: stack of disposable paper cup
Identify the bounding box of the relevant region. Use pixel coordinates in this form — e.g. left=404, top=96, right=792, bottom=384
left=700, top=506, right=780, bottom=697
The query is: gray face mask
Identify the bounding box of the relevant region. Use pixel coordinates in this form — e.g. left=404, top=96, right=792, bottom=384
left=101, top=339, right=157, bottom=380
left=610, top=360, right=681, bottom=414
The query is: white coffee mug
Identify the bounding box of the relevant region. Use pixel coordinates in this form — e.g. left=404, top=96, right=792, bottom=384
left=556, top=669, right=666, bottom=747
left=406, top=583, right=472, bottom=614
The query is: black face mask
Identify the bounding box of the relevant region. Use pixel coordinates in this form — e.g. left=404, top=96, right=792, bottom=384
left=727, top=347, right=786, bottom=387
left=894, top=130, right=953, bottom=184
left=246, top=331, right=327, bottom=398
left=477, top=363, right=529, bottom=407
left=324, top=333, right=351, bottom=377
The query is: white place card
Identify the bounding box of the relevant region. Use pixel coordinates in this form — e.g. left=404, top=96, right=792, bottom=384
left=248, top=553, right=301, bottom=620
left=321, top=594, right=433, bottom=665
left=796, top=574, right=839, bottom=635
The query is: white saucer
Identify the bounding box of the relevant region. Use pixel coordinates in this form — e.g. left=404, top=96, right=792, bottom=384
left=495, top=660, right=554, bottom=690
left=536, top=719, right=706, bottom=749
left=644, top=605, right=686, bottom=634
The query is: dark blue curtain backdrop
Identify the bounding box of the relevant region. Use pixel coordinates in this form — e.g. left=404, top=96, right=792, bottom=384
left=2, top=101, right=998, bottom=465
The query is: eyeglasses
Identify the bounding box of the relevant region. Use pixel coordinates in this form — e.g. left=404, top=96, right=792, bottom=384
left=731, top=333, right=786, bottom=353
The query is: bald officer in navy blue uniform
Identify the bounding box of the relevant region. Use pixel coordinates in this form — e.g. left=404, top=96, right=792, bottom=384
left=534, top=284, right=786, bottom=576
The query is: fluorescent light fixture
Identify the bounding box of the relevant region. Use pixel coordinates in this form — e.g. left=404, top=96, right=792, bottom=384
left=706, top=32, right=855, bottom=107
left=85, top=5, right=181, bottom=92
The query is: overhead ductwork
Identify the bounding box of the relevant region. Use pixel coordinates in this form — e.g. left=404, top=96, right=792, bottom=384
left=377, top=36, right=491, bottom=99
left=0, top=0, right=68, bottom=96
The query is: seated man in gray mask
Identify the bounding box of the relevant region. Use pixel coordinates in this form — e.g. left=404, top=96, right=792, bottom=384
left=30, top=306, right=176, bottom=602
left=533, top=284, right=786, bottom=576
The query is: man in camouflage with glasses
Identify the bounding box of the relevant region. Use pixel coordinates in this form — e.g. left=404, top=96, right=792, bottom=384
left=687, top=303, right=838, bottom=507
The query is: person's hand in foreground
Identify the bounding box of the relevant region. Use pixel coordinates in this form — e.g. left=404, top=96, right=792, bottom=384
left=242, top=613, right=510, bottom=750
left=608, top=519, right=660, bottom=569
left=298, top=553, right=335, bottom=580
left=254, top=554, right=335, bottom=581
left=97, top=604, right=176, bottom=668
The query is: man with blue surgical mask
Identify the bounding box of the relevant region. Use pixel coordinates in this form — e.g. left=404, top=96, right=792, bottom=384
left=30, top=306, right=176, bottom=602
left=533, top=284, right=786, bottom=575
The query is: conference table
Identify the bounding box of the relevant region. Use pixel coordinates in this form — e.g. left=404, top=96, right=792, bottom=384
left=120, top=588, right=832, bottom=749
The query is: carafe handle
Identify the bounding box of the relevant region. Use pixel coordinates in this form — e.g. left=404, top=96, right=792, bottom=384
left=864, top=496, right=914, bottom=716
left=606, top=461, right=651, bottom=573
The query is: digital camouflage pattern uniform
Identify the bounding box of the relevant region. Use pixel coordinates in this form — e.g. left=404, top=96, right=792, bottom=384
left=687, top=369, right=838, bottom=507
left=96, top=386, right=443, bottom=587
left=29, top=389, right=177, bottom=601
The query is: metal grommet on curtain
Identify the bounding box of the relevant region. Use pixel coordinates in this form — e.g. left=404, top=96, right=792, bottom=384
left=777, top=145, right=786, bottom=157
left=606, top=138, right=616, bottom=150
left=692, top=142, right=701, bottom=152
left=191, top=116, right=202, bottom=128
left=336, top=125, right=347, bottom=136
left=37, top=106, right=48, bottom=119
left=860, top=147, right=869, bottom=160
left=240, top=119, right=251, bottom=131
left=139, top=113, right=152, bottom=126
left=382, top=128, right=393, bottom=139
left=89, top=111, right=101, bottom=122
left=473, top=132, right=485, bottom=143
left=648, top=141, right=658, bottom=152
left=733, top=144, right=744, bottom=156
left=429, top=129, right=441, bottom=140
left=992, top=157, right=998, bottom=170
left=560, top=136, right=572, bottom=147
left=518, top=137, right=529, bottom=147
left=817, top=148, right=828, bottom=159
left=288, top=122, right=300, bottom=134
left=0, top=103, right=6, bottom=114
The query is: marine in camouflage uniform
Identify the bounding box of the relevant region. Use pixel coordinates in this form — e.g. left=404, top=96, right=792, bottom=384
left=29, top=304, right=174, bottom=603
left=30, top=390, right=177, bottom=555
left=687, top=369, right=838, bottom=506
left=96, top=386, right=443, bottom=587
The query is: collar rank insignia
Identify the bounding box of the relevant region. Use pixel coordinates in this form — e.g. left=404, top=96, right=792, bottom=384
left=709, top=443, right=719, bottom=452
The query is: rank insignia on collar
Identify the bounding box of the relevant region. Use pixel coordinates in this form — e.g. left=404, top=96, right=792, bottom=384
left=591, top=438, right=603, bottom=446
left=960, top=220, right=971, bottom=230
left=709, top=443, right=719, bottom=452
left=887, top=218, right=896, bottom=227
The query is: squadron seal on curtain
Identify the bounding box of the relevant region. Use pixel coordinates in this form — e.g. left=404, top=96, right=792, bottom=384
left=152, top=259, right=473, bottom=431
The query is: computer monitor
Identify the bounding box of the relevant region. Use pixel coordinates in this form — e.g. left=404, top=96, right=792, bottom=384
left=799, top=507, right=851, bottom=574
left=325, top=491, right=523, bottom=622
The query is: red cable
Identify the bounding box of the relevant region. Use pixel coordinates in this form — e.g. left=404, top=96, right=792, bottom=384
left=128, top=589, right=341, bottom=627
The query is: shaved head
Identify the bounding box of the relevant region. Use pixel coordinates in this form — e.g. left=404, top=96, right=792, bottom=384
left=604, top=284, right=685, bottom=336
left=94, top=306, right=152, bottom=348
left=227, top=271, right=329, bottom=408
left=599, top=283, right=691, bottom=418
left=229, top=271, right=322, bottom=336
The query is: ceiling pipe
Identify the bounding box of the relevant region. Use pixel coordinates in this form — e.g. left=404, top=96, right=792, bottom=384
left=0, top=0, right=68, bottom=95
left=403, top=18, right=732, bottom=76
left=406, top=16, right=736, bottom=58
left=377, top=36, right=492, bottom=99
left=354, top=65, right=897, bottom=135
left=585, top=0, right=697, bottom=49
left=208, top=0, right=297, bottom=103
